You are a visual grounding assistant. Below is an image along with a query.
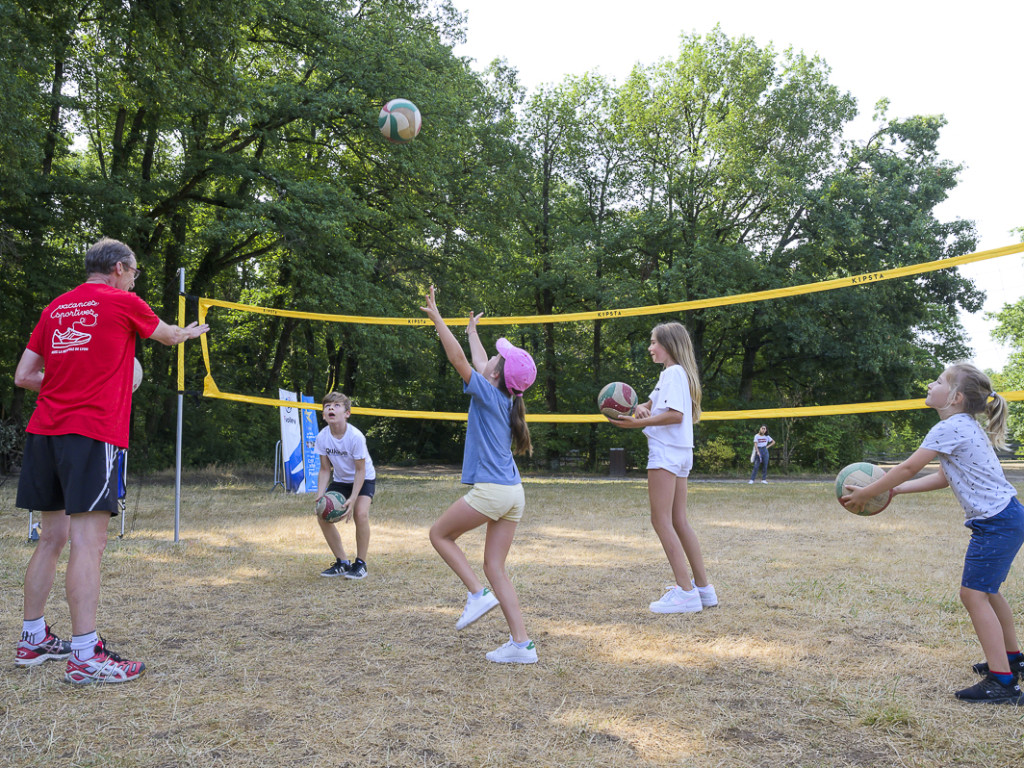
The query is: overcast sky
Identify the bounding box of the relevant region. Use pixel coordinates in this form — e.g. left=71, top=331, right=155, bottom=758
left=451, top=0, right=1023, bottom=370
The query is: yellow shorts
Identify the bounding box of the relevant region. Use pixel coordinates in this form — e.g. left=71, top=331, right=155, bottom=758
left=463, top=482, right=525, bottom=523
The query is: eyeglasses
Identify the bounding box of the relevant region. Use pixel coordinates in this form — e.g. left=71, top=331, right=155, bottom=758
left=122, top=262, right=142, bottom=279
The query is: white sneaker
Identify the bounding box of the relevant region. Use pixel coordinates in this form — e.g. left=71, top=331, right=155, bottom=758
left=748, top=480, right=754, bottom=484
left=649, top=585, right=703, bottom=614
left=486, top=637, right=538, bottom=664
left=455, top=588, right=500, bottom=630
left=761, top=480, right=768, bottom=484
left=691, top=580, right=719, bottom=608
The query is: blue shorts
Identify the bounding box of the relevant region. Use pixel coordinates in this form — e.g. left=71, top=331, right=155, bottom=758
left=962, top=497, right=1024, bottom=593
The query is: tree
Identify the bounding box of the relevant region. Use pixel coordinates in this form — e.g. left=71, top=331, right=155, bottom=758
left=991, top=227, right=1024, bottom=449
left=0, top=0, right=525, bottom=467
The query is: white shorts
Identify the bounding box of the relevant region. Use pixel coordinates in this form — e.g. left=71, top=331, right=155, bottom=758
left=463, top=482, right=525, bottom=522
left=646, top=442, right=693, bottom=478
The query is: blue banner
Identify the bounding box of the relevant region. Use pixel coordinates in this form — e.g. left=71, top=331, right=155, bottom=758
left=301, top=394, right=319, bottom=495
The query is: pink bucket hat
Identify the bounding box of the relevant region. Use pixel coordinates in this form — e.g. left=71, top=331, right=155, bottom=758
left=495, top=337, right=536, bottom=396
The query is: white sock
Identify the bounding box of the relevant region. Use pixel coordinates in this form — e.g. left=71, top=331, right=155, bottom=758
left=512, top=637, right=532, bottom=649
left=22, top=617, right=46, bottom=644
left=72, top=632, right=99, bottom=661
left=470, top=589, right=486, bottom=599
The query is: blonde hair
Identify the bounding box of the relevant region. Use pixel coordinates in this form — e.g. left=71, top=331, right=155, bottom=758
left=652, top=321, right=702, bottom=422
left=322, top=391, right=351, bottom=410
left=495, top=357, right=533, bottom=456
left=944, top=363, right=1008, bottom=450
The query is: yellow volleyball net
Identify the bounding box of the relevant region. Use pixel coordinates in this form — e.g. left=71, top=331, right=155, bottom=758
left=193, top=241, right=1024, bottom=421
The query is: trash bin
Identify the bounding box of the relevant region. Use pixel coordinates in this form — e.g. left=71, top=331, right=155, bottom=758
left=609, top=447, right=626, bottom=477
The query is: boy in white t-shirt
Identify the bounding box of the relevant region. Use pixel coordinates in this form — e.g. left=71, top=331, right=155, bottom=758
left=314, top=392, right=376, bottom=580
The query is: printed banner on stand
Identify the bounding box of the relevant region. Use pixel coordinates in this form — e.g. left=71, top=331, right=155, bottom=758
left=301, top=394, right=319, bottom=495
left=278, top=389, right=305, bottom=493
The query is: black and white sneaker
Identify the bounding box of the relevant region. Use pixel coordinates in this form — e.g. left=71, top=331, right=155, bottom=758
left=320, top=559, right=350, bottom=577
left=345, top=559, right=367, bottom=580
left=954, top=674, right=1024, bottom=705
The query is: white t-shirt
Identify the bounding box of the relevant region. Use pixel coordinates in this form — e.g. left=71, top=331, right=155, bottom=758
left=753, top=434, right=773, bottom=449
left=642, top=365, right=693, bottom=449
left=315, top=423, right=375, bottom=483
left=920, top=413, right=1016, bottom=521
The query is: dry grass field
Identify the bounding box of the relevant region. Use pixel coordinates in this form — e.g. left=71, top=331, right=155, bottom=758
left=2, top=467, right=1024, bottom=768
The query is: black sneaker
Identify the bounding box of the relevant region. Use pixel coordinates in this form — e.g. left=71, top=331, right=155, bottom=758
left=345, top=559, right=367, bottom=580
left=954, top=673, right=1024, bottom=704
left=972, top=655, right=1024, bottom=680
left=320, top=559, right=350, bottom=577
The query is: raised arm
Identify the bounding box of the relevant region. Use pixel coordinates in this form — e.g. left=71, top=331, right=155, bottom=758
left=149, top=319, right=210, bottom=346
left=466, top=311, right=488, bottom=373
left=419, top=286, right=473, bottom=384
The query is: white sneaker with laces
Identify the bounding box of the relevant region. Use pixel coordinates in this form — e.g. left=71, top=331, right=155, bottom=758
left=486, top=637, right=538, bottom=664
left=649, top=585, right=703, bottom=614
left=455, top=588, right=500, bottom=630
left=691, top=580, right=719, bottom=608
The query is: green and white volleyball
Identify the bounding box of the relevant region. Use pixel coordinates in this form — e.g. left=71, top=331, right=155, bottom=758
left=834, top=462, right=892, bottom=516
left=378, top=98, right=422, bottom=143
left=597, top=381, right=638, bottom=419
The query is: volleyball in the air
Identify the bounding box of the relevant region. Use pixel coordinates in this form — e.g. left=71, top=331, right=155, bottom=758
left=598, top=381, right=638, bottom=419
left=378, top=99, right=421, bottom=143
left=132, top=357, right=143, bottom=392
left=315, top=490, right=348, bottom=523
left=835, top=462, right=892, bottom=516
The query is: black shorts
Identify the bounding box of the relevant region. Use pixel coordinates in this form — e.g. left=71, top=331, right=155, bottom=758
left=17, top=434, right=120, bottom=516
left=327, top=478, right=376, bottom=500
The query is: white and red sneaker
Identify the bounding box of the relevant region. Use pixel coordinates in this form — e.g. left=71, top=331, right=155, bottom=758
left=64, top=639, right=145, bottom=685
left=15, top=624, right=72, bottom=667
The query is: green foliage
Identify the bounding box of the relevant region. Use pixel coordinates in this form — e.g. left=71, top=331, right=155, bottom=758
left=0, top=10, right=994, bottom=472
left=695, top=436, right=736, bottom=475
left=991, top=287, right=1024, bottom=450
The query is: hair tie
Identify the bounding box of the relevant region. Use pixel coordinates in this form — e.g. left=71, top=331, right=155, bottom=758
left=989, top=391, right=997, bottom=399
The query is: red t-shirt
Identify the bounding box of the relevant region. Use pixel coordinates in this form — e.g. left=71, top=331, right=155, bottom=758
left=26, top=283, right=160, bottom=448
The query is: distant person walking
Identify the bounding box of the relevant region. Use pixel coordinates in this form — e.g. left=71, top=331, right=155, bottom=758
left=749, top=425, right=775, bottom=484
left=14, top=237, right=209, bottom=684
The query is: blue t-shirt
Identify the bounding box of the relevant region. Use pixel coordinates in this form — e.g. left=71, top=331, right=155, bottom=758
left=461, top=370, right=521, bottom=485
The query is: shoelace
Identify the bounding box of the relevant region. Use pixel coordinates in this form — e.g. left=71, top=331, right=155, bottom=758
left=91, top=639, right=127, bottom=664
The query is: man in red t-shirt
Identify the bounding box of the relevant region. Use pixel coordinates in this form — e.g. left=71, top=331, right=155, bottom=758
left=14, top=238, right=209, bottom=685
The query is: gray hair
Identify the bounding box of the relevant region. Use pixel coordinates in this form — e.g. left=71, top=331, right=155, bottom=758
left=84, top=238, right=135, bottom=276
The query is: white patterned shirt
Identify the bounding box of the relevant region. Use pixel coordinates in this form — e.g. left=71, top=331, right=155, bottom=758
left=920, top=413, right=1016, bottom=521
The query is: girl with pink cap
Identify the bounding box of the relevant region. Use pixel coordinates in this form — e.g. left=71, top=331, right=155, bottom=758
left=420, top=286, right=539, bottom=664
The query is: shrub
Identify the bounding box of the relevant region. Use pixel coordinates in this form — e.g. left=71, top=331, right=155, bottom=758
left=696, top=436, right=736, bottom=474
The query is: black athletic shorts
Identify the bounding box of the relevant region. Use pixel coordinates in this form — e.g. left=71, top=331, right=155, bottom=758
left=17, top=433, right=120, bottom=516
left=327, top=478, right=376, bottom=500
